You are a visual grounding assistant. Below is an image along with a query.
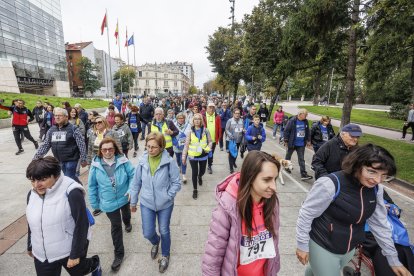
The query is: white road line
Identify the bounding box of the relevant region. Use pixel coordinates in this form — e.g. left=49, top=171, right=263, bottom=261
left=280, top=170, right=309, bottom=193
left=384, top=187, right=414, bottom=204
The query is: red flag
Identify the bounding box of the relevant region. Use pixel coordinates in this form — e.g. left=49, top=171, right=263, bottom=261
left=114, top=20, right=119, bottom=43
left=100, top=12, right=107, bottom=35
left=124, top=27, right=128, bottom=47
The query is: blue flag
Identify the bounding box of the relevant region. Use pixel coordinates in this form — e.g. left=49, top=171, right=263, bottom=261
left=127, top=35, right=134, bottom=46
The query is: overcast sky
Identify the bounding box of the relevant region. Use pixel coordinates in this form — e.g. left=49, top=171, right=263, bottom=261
left=60, top=0, right=259, bottom=87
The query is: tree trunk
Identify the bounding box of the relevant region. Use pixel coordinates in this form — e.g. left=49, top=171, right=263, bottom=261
left=411, top=48, right=414, bottom=103
left=341, top=0, right=360, bottom=127
left=313, top=67, right=322, bottom=106
left=233, top=81, right=238, bottom=103
left=268, top=79, right=286, bottom=122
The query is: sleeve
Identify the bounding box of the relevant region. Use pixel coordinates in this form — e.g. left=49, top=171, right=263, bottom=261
left=311, top=145, right=330, bottom=180
left=245, top=126, right=254, bottom=141
left=27, top=109, right=35, bottom=122
left=225, top=119, right=232, bottom=139
left=78, top=120, right=86, bottom=136
left=205, top=129, right=213, bottom=150
left=126, top=127, right=134, bottom=150
left=111, top=131, right=122, bottom=152
left=167, top=159, right=181, bottom=199
left=296, top=177, right=336, bottom=252
left=26, top=191, right=32, bottom=252
left=366, top=185, right=402, bottom=267
left=283, top=119, right=292, bottom=142
left=261, top=127, right=266, bottom=142
left=201, top=204, right=231, bottom=275
left=125, top=161, right=136, bottom=194
left=169, top=121, right=179, bottom=137
left=33, top=128, right=52, bottom=159
left=87, top=167, right=100, bottom=210
left=310, top=125, right=317, bottom=145
left=273, top=111, right=277, bottom=123
left=0, top=104, right=13, bottom=111
left=87, top=133, right=94, bottom=164
left=129, top=164, right=143, bottom=207
left=73, top=128, right=87, bottom=162
left=68, top=189, right=89, bottom=259
left=182, top=130, right=191, bottom=163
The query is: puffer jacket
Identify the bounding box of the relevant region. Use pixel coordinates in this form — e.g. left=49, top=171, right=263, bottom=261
left=129, top=150, right=181, bottom=211
left=202, top=173, right=280, bottom=276
left=87, top=129, right=121, bottom=164
left=88, top=155, right=135, bottom=212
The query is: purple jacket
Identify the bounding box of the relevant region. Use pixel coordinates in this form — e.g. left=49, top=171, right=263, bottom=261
left=202, top=173, right=281, bottom=276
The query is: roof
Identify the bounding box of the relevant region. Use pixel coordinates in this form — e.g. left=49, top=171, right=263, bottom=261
left=65, top=41, right=93, bottom=51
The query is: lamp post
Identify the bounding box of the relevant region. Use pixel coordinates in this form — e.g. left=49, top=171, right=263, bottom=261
left=229, top=0, right=235, bottom=34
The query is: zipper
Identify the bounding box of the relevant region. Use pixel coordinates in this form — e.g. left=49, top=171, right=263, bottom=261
left=347, top=224, right=353, bottom=252
left=356, top=186, right=364, bottom=224
left=40, top=197, right=48, bottom=260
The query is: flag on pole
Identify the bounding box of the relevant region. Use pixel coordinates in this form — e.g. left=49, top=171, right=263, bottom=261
left=127, top=34, right=134, bottom=46
left=124, top=27, right=128, bottom=47
left=114, top=20, right=119, bottom=42
left=100, top=12, right=107, bottom=35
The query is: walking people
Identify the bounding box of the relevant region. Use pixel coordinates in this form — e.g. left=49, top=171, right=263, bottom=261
left=283, top=108, right=313, bottom=180
left=88, top=138, right=135, bottom=272
left=296, top=144, right=411, bottom=276
left=219, top=102, right=232, bottom=151
left=26, top=157, right=102, bottom=276
left=106, top=105, right=116, bottom=128
left=225, top=108, right=245, bottom=174
left=310, top=116, right=335, bottom=153
left=69, top=108, right=86, bottom=136
left=401, top=103, right=414, bottom=142
left=173, top=112, right=191, bottom=184
left=0, top=99, right=39, bottom=155
left=32, top=100, right=45, bottom=141
left=140, top=97, right=155, bottom=140
left=257, top=103, right=269, bottom=123
left=129, top=132, right=181, bottom=273
left=203, top=102, right=222, bottom=174
left=112, top=114, right=133, bottom=158
left=245, top=115, right=266, bottom=151
left=202, top=151, right=281, bottom=275
left=150, top=107, right=179, bottom=157
left=41, top=105, right=55, bottom=139
left=126, top=106, right=145, bottom=157
left=272, top=106, right=284, bottom=140
left=74, top=103, right=88, bottom=125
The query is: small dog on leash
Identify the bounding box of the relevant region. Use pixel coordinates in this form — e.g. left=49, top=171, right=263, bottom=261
left=272, top=154, right=293, bottom=185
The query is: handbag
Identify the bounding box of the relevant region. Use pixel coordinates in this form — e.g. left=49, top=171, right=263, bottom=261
left=386, top=202, right=411, bottom=247
left=229, top=139, right=238, bottom=158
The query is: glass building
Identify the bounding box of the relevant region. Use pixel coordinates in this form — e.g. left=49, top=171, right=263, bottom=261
left=0, top=0, right=68, bottom=93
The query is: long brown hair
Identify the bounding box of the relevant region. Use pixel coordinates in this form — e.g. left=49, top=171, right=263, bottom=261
left=237, top=151, right=281, bottom=237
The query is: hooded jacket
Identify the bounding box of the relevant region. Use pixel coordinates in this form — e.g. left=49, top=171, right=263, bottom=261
left=202, top=173, right=280, bottom=276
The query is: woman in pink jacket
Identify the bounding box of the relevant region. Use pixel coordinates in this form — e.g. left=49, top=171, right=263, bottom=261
left=272, top=106, right=285, bottom=141
left=202, top=151, right=281, bottom=276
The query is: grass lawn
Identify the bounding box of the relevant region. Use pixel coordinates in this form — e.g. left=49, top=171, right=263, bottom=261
left=298, top=105, right=409, bottom=133
left=263, top=105, right=414, bottom=184
left=0, top=92, right=108, bottom=119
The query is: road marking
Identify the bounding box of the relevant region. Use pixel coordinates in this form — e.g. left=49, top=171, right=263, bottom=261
left=384, top=187, right=414, bottom=204
left=280, top=170, right=309, bottom=193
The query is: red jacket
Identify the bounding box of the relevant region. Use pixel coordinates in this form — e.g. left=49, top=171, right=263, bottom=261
left=0, top=104, right=33, bottom=126
left=203, top=113, right=222, bottom=144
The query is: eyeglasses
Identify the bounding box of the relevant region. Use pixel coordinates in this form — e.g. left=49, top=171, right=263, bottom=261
left=146, top=145, right=160, bottom=150
left=95, top=121, right=103, bottom=124
left=54, top=115, right=66, bottom=117
left=362, top=167, right=393, bottom=182
left=101, top=148, right=115, bottom=152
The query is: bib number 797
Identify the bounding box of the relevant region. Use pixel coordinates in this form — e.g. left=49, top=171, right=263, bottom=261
left=248, top=240, right=266, bottom=257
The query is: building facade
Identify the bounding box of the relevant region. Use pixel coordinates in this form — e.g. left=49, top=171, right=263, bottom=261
left=0, top=0, right=70, bottom=96
left=134, top=63, right=191, bottom=97
left=169, top=61, right=194, bottom=86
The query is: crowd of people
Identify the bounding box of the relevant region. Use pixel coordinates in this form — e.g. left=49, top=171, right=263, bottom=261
left=1, top=94, right=413, bottom=276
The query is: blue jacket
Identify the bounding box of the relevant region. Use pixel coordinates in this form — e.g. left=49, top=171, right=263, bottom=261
left=113, top=99, right=122, bottom=112
left=219, top=109, right=232, bottom=128
left=88, top=155, right=135, bottom=213
left=129, top=150, right=181, bottom=211
left=283, top=116, right=310, bottom=148
left=245, top=123, right=266, bottom=151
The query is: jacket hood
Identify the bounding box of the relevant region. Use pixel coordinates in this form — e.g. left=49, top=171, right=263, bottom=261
left=91, top=154, right=129, bottom=170
left=215, top=172, right=240, bottom=214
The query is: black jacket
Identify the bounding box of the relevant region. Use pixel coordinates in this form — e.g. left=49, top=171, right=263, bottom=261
left=310, top=121, right=335, bottom=145
left=140, top=103, right=154, bottom=121
left=32, top=106, right=45, bottom=123
left=257, top=107, right=269, bottom=122
left=283, top=116, right=310, bottom=148
left=311, top=135, right=353, bottom=179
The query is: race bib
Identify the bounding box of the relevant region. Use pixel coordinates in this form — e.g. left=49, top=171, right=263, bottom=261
left=235, top=127, right=242, bottom=133
left=297, top=130, right=305, bottom=138
left=260, top=114, right=266, bottom=118
left=117, top=130, right=125, bottom=137
left=239, top=230, right=276, bottom=265
left=196, top=146, right=203, bottom=153
left=322, top=133, right=329, bottom=141
left=130, top=123, right=138, bottom=129
left=51, top=131, right=67, bottom=142
left=178, top=137, right=186, bottom=146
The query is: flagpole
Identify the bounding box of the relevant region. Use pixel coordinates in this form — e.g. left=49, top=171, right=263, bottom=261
left=126, top=31, right=130, bottom=95
left=117, top=21, right=122, bottom=95
left=133, top=33, right=137, bottom=97
left=105, top=9, right=114, bottom=98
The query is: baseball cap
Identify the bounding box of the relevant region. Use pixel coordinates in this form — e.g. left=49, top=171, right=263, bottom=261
left=341, top=124, right=362, bottom=137
left=208, top=102, right=215, bottom=107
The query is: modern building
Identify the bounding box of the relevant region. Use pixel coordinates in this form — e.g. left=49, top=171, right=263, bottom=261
left=134, top=63, right=191, bottom=97
left=65, top=41, right=121, bottom=97
left=0, top=0, right=70, bottom=96
left=169, top=61, right=195, bottom=86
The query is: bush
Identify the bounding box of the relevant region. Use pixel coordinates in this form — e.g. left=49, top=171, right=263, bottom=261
left=388, top=103, right=408, bottom=120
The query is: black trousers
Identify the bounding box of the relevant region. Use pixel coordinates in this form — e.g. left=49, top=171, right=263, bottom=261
left=208, top=142, right=216, bottom=167
left=228, top=142, right=240, bottom=171
left=34, top=241, right=99, bottom=276
left=131, top=132, right=139, bottom=151
left=12, top=125, right=36, bottom=150
left=106, top=203, right=131, bottom=258
left=402, top=122, right=414, bottom=140
left=219, top=128, right=227, bottom=149
left=37, top=122, right=46, bottom=140
left=189, top=159, right=207, bottom=190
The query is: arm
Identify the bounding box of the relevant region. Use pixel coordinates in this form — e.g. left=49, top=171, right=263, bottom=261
left=0, top=104, right=13, bottom=111
left=26, top=191, right=32, bottom=253
left=126, top=127, right=134, bottom=150
left=27, top=109, right=35, bottom=122
left=311, top=145, right=330, bottom=179
left=225, top=120, right=233, bottom=139
left=296, top=177, right=335, bottom=252
left=261, top=127, right=266, bottom=142
left=87, top=167, right=100, bottom=210
left=283, top=119, right=293, bottom=142
left=168, top=120, right=179, bottom=137
left=77, top=120, right=86, bottom=136
left=181, top=130, right=191, bottom=164
left=245, top=126, right=254, bottom=141
left=129, top=164, right=143, bottom=207
left=205, top=129, right=213, bottom=150
left=167, top=159, right=181, bottom=199
left=201, top=205, right=231, bottom=275
left=68, top=189, right=89, bottom=260
left=273, top=111, right=277, bottom=123
left=125, top=161, right=136, bottom=193
left=366, top=185, right=402, bottom=267
left=33, top=129, right=52, bottom=159
left=73, top=128, right=87, bottom=163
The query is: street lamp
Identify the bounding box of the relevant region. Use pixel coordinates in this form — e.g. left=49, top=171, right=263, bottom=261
left=229, top=0, right=235, bottom=33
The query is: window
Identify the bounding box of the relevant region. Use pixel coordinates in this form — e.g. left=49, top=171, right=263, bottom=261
left=164, top=74, right=168, bottom=78
left=174, top=81, right=177, bottom=87
left=164, top=80, right=168, bottom=86
left=145, top=80, right=149, bottom=85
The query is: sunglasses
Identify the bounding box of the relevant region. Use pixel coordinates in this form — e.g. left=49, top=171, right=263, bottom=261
left=95, top=121, right=103, bottom=124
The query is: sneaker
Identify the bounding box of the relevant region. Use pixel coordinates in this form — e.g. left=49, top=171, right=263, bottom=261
left=226, top=149, right=229, bottom=153
left=140, top=137, right=145, bottom=141
left=34, top=141, right=39, bottom=149
left=220, top=147, right=223, bottom=151
left=400, top=137, right=406, bottom=140
left=111, top=256, right=123, bottom=271
left=93, top=209, right=102, bottom=216
left=125, top=223, right=132, bottom=233
left=230, top=169, right=234, bottom=174
left=91, top=255, right=102, bottom=276
left=198, top=176, right=203, bottom=186
left=182, top=175, right=187, bottom=184
left=151, top=240, right=160, bottom=259
left=133, top=151, right=137, bottom=158
left=301, top=173, right=313, bottom=180
left=240, top=151, right=244, bottom=159
left=192, top=190, right=198, bottom=200
left=15, top=149, right=24, bottom=155
left=272, top=136, right=276, bottom=140
left=233, top=162, right=237, bottom=168
left=207, top=166, right=212, bottom=174
left=158, top=256, right=170, bottom=273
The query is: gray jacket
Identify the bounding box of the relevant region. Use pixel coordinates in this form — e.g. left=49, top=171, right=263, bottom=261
left=225, top=118, right=244, bottom=143
left=112, top=123, right=133, bottom=150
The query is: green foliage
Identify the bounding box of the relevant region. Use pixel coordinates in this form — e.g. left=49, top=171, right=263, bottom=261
left=188, top=85, right=198, bottom=95
left=77, top=57, right=101, bottom=94
left=389, top=103, right=410, bottom=120
left=113, top=67, right=136, bottom=93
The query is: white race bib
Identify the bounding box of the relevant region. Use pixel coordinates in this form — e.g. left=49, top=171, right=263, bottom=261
left=322, top=133, right=329, bottom=141
left=235, top=127, right=242, bottom=133
left=196, top=146, right=203, bottom=153
left=130, top=123, right=138, bottom=129
left=260, top=114, right=266, bottom=118
left=51, top=131, right=67, bottom=142
left=239, top=230, right=276, bottom=265
left=178, top=137, right=186, bottom=146
left=117, top=130, right=125, bottom=137
left=297, top=130, right=305, bottom=138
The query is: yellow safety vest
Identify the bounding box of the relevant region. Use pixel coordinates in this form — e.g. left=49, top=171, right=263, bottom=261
left=151, top=122, right=172, bottom=148
left=206, top=113, right=216, bottom=141
left=188, top=131, right=210, bottom=157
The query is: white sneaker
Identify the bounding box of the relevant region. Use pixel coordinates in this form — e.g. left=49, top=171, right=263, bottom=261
left=272, top=136, right=276, bottom=140
left=182, top=175, right=187, bottom=184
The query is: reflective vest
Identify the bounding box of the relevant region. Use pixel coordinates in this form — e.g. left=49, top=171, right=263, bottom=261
left=151, top=122, right=172, bottom=148
left=188, top=131, right=210, bottom=157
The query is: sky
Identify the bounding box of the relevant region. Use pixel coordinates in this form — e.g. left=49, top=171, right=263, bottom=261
left=60, top=0, right=260, bottom=88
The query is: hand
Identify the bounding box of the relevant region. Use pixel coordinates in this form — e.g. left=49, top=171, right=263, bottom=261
left=81, top=161, right=88, bottom=168
left=252, top=136, right=257, bottom=140
left=67, top=258, right=80, bottom=268
left=243, top=129, right=246, bottom=133
left=306, top=142, right=312, bottom=148
left=258, top=135, right=262, bottom=140
left=166, top=129, right=173, bottom=135
left=130, top=206, right=137, bottom=213
left=391, top=266, right=412, bottom=276
left=296, top=248, right=309, bottom=265
left=284, top=142, right=288, bottom=148
left=27, top=251, right=33, bottom=258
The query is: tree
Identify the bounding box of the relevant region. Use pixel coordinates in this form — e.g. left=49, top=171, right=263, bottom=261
left=188, top=85, right=198, bottom=95
left=113, top=67, right=136, bottom=93
left=77, top=57, right=100, bottom=95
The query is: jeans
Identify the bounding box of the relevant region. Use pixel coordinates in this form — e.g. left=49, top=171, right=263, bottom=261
left=12, top=125, right=36, bottom=150
left=140, top=204, right=174, bottom=257
left=272, top=123, right=283, bottom=138
left=38, top=122, right=46, bottom=140
left=228, top=142, right=240, bottom=171
left=285, top=146, right=307, bottom=175
left=208, top=142, right=216, bottom=167
left=175, top=152, right=187, bottom=174
left=402, top=122, right=414, bottom=140
left=219, top=128, right=228, bottom=150
left=61, top=161, right=82, bottom=184
left=189, top=159, right=207, bottom=190
left=141, top=121, right=151, bottom=139
left=106, top=203, right=131, bottom=258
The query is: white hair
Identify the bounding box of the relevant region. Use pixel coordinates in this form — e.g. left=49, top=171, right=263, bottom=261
left=154, top=107, right=164, bottom=115
left=53, top=107, right=68, bottom=116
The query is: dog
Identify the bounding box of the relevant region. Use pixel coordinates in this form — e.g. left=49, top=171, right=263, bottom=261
left=272, top=154, right=293, bottom=185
